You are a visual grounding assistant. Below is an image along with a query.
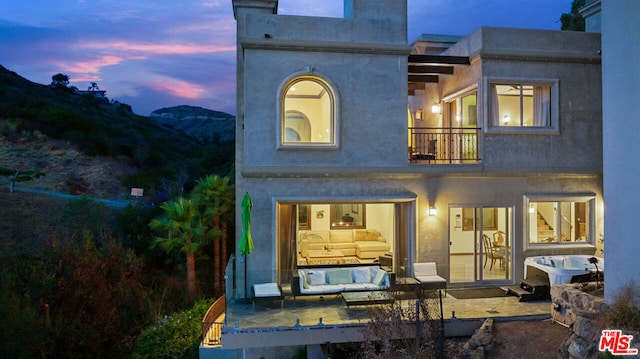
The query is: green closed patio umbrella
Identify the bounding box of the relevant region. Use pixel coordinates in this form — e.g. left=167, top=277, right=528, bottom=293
left=239, top=192, right=254, bottom=300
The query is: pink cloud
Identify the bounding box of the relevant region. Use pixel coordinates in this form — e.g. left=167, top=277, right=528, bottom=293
left=57, top=54, right=130, bottom=74
left=151, top=78, right=206, bottom=100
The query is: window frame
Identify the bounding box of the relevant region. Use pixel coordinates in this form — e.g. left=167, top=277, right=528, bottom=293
left=524, top=194, right=596, bottom=249
left=277, top=74, right=339, bottom=150
left=484, top=77, right=560, bottom=135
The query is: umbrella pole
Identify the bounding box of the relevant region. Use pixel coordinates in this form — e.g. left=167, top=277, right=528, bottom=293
left=235, top=254, right=251, bottom=304
left=244, top=254, right=248, bottom=299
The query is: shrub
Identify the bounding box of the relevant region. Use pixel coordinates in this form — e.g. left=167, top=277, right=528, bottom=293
left=0, top=234, right=149, bottom=358
left=132, top=298, right=214, bottom=359
left=607, top=282, right=640, bottom=332
left=359, top=292, right=443, bottom=359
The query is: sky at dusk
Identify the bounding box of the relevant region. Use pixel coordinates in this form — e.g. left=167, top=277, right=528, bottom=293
left=0, top=0, right=573, bottom=116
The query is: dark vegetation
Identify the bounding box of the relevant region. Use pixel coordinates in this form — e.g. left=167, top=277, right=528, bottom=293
left=560, top=0, right=586, bottom=31
left=0, top=65, right=235, bottom=358
left=0, top=65, right=234, bottom=192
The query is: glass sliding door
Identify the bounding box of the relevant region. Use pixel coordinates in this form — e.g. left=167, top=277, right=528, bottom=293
left=478, top=207, right=511, bottom=282
left=449, top=206, right=512, bottom=285
left=276, top=201, right=406, bottom=284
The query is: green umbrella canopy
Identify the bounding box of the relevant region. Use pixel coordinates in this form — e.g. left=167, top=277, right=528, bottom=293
left=239, top=192, right=254, bottom=255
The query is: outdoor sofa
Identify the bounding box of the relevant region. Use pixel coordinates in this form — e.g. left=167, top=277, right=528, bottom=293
left=291, top=265, right=390, bottom=299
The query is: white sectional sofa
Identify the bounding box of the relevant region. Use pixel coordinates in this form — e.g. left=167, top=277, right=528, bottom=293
left=291, top=265, right=390, bottom=298
left=298, top=229, right=390, bottom=260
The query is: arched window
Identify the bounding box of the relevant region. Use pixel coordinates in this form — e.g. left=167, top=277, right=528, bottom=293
left=280, top=76, right=337, bottom=148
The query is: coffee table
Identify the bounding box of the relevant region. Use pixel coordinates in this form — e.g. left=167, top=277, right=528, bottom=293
left=341, top=291, right=394, bottom=308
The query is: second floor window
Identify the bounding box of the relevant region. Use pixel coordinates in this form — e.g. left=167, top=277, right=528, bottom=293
left=488, top=80, right=558, bottom=133
left=280, top=76, right=337, bottom=148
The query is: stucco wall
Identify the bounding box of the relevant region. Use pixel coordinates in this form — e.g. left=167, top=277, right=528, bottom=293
left=436, top=27, right=602, bottom=173
left=242, top=49, right=408, bottom=167
left=602, top=0, right=640, bottom=303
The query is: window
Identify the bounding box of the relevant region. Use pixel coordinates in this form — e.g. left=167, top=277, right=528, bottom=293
left=487, top=79, right=558, bottom=133
left=526, top=195, right=594, bottom=245
left=279, top=76, right=337, bottom=148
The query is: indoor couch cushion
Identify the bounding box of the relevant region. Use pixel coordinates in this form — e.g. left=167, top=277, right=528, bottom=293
left=327, top=268, right=353, bottom=285
left=330, top=230, right=354, bottom=243
left=299, top=230, right=330, bottom=244
left=354, top=230, right=368, bottom=242
left=356, top=242, right=390, bottom=251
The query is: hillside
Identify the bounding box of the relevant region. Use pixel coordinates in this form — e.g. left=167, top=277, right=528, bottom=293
left=150, top=105, right=235, bottom=143
left=0, top=65, right=234, bottom=199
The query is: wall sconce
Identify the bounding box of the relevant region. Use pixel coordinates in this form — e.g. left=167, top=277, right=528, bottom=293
left=431, top=103, right=441, bottom=114
left=415, top=109, right=423, bottom=120
left=429, top=206, right=437, bottom=216
left=529, top=204, right=535, bottom=214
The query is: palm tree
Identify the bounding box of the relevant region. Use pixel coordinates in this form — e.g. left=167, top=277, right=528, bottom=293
left=150, top=197, right=204, bottom=297
left=193, top=175, right=235, bottom=295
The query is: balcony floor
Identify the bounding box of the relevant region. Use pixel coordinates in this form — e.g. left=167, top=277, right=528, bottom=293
left=224, top=288, right=551, bottom=330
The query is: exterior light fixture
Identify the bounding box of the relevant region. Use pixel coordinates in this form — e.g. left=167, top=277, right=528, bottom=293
left=529, top=204, right=535, bottom=214
left=415, top=109, right=423, bottom=120
left=431, top=103, right=441, bottom=114
left=429, top=206, right=437, bottom=216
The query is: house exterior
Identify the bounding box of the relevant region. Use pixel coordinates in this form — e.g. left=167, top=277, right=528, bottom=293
left=231, top=0, right=601, bottom=299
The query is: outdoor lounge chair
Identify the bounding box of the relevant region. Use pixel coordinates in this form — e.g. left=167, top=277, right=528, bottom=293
left=252, top=282, right=284, bottom=310
left=412, top=262, right=447, bottom=291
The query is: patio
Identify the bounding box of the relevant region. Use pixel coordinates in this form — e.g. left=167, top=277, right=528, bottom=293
left=208, top=287, right=552, bottom=350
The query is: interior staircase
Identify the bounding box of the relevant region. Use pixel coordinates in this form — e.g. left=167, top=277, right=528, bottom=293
left=536, top=212, right=555, bottom=241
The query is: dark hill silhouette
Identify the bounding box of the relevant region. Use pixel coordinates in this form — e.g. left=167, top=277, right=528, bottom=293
left=0, top=64, right=233, bottom=199
left=150, top=105, right=235, bottom=143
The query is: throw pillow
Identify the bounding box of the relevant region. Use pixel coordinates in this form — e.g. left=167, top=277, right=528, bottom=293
left=372, top=269, right=387, bottom=287
left=353, top=267, right=371, bottom=283
left=307, top=271, right=326, bottom=286
left=327, top=268, right=353, bottom=285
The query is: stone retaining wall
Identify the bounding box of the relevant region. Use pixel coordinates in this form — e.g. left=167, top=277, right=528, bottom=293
left=550, top=283, right=640, bottom=358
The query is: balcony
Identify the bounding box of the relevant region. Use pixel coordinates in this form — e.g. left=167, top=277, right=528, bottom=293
left=408, top=127, right=481, bottom=164
left=200, top=289, right=552, bottom=357
left=202, top=294, right=225, bottom=347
